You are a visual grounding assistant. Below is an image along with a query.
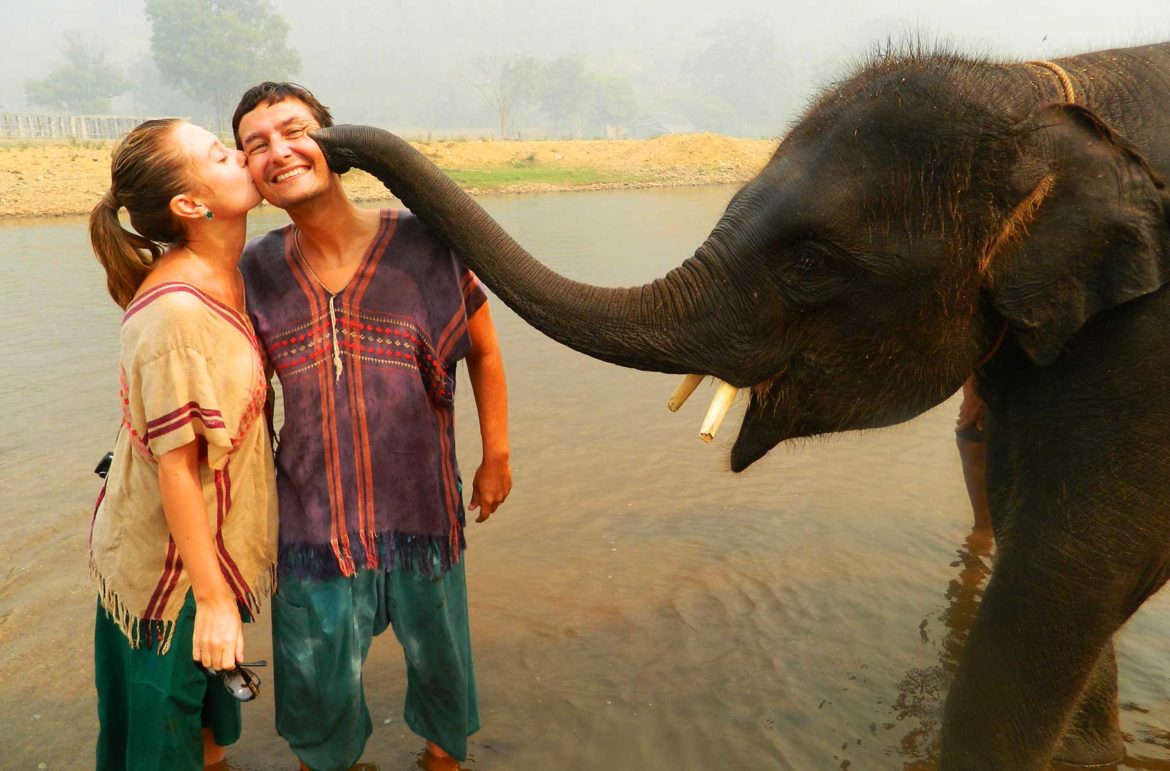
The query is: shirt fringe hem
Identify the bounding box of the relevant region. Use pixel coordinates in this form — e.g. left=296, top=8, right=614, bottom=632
left=279, top=529, right=466, bottom=581
left=91, top=558, right=277, bottom=655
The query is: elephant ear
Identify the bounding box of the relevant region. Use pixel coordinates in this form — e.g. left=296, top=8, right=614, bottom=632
left=985, top=103, right=1170, bottom=366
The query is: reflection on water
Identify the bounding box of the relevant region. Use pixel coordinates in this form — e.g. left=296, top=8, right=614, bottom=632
left=1, top=188, right=1167, bottom=769
left=893, top=529, right=993, bottom=769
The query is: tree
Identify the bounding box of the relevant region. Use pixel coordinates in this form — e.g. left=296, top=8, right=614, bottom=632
left=130, top=55, right=210, bottom=120
left=145, top=0, right=301, bottom=128
left=25, top=34, right=130, bottom=114
left=536, top=56, right=589, bottom=136
left=588, top=74, right=638, bottom=136
left=686, top=19, right=789, bottom=136
left=471, top=55, right=540, bottom=137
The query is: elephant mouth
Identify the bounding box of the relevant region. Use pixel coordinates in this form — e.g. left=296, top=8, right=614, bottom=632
left=667, top=372, right=790, bottom=472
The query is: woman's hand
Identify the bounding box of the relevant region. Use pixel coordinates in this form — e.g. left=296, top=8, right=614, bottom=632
left=192, top=592, right=244, bottom=671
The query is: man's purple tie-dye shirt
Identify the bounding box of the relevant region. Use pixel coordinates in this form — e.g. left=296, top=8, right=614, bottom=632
left=241, top=210, right=487, bottom=579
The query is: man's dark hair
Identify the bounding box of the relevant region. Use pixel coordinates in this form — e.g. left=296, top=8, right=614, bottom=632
left=232, top=82, right=334, bottom=149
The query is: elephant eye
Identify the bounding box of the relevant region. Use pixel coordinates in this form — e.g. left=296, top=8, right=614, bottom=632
left=781, top=241, right=849, bottom=306
left=795, top=248, right=822, bottom=273
left=789, top=242, right=830, bottom=276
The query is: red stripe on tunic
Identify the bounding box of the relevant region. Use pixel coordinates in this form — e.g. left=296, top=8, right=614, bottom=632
left=89, top=485, right=106, bottom=550
left=123, top=282, right=184, bottom=320
left=147, top=401, right=224, bottom=428
left=214, top=465, right=249, bottom=599
left=144, top=539, right=181, bottom=620
left=435, top=303, right=467, bottom=360
left=124, top=284, right=253, bottom=342
left=285, top=229, right=355, bottom=575
left=344, top=376, right=376, bottom=564
left=433, top=405, right=462, bottom=563
left=459, top=271, right=479, bottom=301
left=154, top=554, right=184, bottom=621
left=343, top=211, right=398, bottom=562
left=322, top=312, right=354, bottom=574
left=146, top=413, right=228, bottom=444
left=342, top=316, right=374, bottom=562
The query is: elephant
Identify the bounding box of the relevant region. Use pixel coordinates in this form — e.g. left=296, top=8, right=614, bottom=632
left=311, top=40, right=1170, bottom=770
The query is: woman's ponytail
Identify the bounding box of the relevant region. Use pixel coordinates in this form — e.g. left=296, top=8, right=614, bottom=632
left=89, top=118, right=191, bottom=309
left=89, top=190, right=162, bottom=309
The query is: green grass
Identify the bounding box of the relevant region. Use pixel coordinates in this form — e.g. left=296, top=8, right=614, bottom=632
left=443, top=166, right=636, bottom=189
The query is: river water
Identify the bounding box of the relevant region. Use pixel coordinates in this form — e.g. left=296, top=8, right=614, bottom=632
left=2, top=186, right=1167, bottom=770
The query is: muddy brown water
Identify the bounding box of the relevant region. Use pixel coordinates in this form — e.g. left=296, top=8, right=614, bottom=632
left=2, top=187, right=1167, bottom=770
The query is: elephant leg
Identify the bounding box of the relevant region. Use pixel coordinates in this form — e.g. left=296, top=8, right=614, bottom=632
left=936, top=550, right=1128, bottom=771
left=1051, top=641, right=1125, bottom=766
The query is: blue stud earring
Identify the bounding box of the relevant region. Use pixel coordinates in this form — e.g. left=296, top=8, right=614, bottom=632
left=204, top=209, right=214, bottom=220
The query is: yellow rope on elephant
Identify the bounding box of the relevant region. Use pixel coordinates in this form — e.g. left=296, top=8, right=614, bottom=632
left=1027, top=60, right=1077, bottom=103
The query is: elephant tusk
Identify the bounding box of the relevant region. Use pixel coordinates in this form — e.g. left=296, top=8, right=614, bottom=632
left=667, top=374, right=705, bottom=412
left=700, top=381, right=740, bottom=443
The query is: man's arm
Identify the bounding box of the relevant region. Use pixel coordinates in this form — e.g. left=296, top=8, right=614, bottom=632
left=465, top=302, right=511, bottom=522
left=955, top=378, right=991, bottom=530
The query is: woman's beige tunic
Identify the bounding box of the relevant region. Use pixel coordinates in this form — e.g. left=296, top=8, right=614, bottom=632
left=90, top=282, right=277, bottom=651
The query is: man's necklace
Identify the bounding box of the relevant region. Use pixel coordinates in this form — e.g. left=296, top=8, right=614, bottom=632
left=294, top=228, right=345, bottom=383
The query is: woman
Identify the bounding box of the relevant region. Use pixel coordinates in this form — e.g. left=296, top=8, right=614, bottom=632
left=88, top=118, right=277, bottom=770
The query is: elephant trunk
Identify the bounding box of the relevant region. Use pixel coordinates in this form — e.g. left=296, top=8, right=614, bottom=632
left=313, top=125, right=758, bottom=382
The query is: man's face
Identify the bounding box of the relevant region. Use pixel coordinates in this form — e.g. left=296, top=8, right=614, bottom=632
left=237, top=97, right=332, bottom=210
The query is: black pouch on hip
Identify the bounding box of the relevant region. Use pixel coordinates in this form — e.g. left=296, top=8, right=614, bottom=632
left=94, top=451, right=114, bottom=479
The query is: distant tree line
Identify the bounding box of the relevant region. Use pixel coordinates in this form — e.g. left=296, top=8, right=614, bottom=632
left=471, top=54, right=637, bottom=138
left=22, top=2, right=789, bottom=138
left=24, top=34, right=130, bottom=115
left=24, top=0, right=299, bottom=130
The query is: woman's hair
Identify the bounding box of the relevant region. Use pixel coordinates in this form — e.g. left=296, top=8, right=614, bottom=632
left=89, top=118, right=194, bottom=309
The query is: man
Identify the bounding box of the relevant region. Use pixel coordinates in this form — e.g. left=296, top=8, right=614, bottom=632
left=232, top=83, right=512, bottom=771
left=955, top=378, right=991, bottom=531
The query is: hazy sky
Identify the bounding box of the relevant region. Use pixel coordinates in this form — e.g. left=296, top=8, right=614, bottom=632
left=1, top=0, right=1167, bottom=134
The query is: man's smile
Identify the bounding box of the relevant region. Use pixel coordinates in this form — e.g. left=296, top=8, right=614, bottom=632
left=273, top=167, right=309, bottom=183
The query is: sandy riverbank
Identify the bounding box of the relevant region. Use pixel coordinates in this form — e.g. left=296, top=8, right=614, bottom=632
left=0, top=133, right=777, bottom=218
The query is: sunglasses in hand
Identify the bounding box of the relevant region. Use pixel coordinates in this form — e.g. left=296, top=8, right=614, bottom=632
left=199, top=660, right=266, bottom=702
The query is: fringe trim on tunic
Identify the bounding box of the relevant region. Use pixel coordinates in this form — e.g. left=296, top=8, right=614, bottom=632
left=91, top=559, right=277, bottom=655
left=279, top=529, right=467, bottom=581
left=239, top=562, right=279, bottom=620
